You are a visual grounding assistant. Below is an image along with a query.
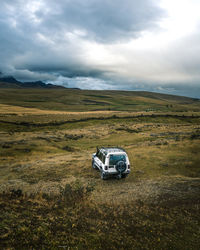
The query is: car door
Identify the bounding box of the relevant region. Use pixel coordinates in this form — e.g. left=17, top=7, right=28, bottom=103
left=94, top=151, right=103, bottom=170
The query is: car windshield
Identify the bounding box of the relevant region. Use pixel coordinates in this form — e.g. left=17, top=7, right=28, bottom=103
left=109, top=154, right=126, bottom=165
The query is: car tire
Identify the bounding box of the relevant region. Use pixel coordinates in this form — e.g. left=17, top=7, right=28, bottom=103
left=116, top=175, right=121, bottom=180
left=101, top=172, right=107, bottom=180
left=92, top=160, right=97, bottom=170
left=121, top=174, right=128, bottom=178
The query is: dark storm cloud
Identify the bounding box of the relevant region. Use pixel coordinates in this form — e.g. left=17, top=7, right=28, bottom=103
left=21, top=63, right=107, bottom=78
left=1, top=0, right=199, bottom=98
left=41, top=0, right=163, bottom=43
left=0, top=0, right=163, bottom=80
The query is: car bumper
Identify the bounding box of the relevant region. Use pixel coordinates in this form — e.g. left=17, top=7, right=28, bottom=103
left=103, top=169, right=130, bottom=176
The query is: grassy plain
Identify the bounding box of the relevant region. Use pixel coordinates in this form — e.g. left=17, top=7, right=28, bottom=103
left=0, top=88, right=200, bottom=249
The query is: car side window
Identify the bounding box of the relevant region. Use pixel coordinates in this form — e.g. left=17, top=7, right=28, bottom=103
left=96, top=151, right=106, bottom=164
left=109, top=154, right=114, bottom=165
left=102, top=155, right=105, bottom=164
left=99, top=152, right=103, bottom=162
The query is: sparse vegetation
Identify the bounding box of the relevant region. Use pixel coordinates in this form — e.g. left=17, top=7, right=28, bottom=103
left=0, top=88, right=200, bottom=112
left=0, top=89, right=200, bottom=249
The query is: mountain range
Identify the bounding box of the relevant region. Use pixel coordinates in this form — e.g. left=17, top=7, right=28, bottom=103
left=0, top=73, right=65, bottom=89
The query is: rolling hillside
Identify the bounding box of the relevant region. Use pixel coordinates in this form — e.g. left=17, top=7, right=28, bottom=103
left=0, top=88, right=199, bottom=112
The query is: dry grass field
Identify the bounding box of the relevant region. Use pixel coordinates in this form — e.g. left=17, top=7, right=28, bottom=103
left=0, top=89, right=200, bottom=249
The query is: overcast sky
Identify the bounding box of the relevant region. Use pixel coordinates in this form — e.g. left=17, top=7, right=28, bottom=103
left=0, top=0, right=200, bottom=98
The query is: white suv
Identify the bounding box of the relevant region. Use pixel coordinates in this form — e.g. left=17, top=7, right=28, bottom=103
left=92, top=147, right=131, bottom=180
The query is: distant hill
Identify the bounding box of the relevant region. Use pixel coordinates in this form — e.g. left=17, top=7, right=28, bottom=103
left=0, top=87, right=199, bottom=112
left=0, top=74, right=65, bottom=89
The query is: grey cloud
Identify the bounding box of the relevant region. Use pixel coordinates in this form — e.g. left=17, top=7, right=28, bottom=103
left=157, top=83, right=200, bottom=99
left=0, top=0, right=164, bottom=81
left=1, top=0, right=200, bottom=98
left=167, top=33, right=200, bottom=77
left=52, top=76, right=116, bottom=90
left=42, top=0, right=164, bottom=42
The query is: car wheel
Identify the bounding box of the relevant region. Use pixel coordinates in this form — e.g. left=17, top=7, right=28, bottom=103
left=92, top=160, right=97, bottom=170
left=116, top=174, right=122, bottom=180
left=121, top=174, right=127, bottom=178
left=101, top=172, right=107, bottom=180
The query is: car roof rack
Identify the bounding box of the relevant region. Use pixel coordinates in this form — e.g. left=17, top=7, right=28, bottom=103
left=100, top=147, right=126, bottom=154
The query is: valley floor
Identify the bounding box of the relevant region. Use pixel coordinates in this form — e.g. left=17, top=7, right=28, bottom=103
left=0, top=100, right=200, bottom=249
